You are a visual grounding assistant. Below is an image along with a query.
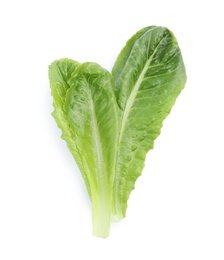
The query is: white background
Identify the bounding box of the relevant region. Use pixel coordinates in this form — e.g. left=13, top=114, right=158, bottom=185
left=0, top=0, right=224, bottom=259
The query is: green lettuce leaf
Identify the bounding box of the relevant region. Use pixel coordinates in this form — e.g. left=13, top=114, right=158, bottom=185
left=49, top=59, right=92, bottom=196
left=49, top=60, right=119, bottom=238
left=112, top=26, right=187, bottom=220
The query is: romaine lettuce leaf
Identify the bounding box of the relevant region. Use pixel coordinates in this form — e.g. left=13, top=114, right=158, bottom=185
left=112, top=26, right=187, bottom=220
left=49, top=60, right=119, bottom=238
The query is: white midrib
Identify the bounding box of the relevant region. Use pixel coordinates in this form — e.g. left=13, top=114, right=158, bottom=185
left=88, top=89, right=112, bottom=238
left=113, top=56, right=153, bottom=219
left=118, top=36, right=167, bottom=145
left=118, top=57, right=152, bottom=144
left=88, top=91, right=105, bottom=182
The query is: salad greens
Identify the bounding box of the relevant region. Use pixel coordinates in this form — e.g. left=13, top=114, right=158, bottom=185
left=49, top=26, right=187, bottom=238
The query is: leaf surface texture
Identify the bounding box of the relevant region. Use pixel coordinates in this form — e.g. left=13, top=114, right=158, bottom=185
left=112, top=26, right=186, bottom=219
left=49, top=26, right=187, bottom=237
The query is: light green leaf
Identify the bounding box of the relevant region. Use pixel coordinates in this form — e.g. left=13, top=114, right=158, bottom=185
left=49, top=59, right=93, bottom=198
left=112, top=26, right=187, bottom=220
left=50, top=61, right=119, bottom=238
left=49, top=59, right=90, bottom=185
